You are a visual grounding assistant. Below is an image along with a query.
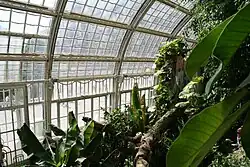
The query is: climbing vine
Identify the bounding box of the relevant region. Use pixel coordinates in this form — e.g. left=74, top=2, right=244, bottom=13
left=154, top=39, right=189, bottom=118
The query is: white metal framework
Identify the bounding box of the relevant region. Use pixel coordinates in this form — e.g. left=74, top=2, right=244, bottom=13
left=0, top=0, right=196, bottom=166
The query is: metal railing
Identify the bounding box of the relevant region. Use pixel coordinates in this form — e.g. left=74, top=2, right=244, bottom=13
left=0, top=74, right=155, bottom=166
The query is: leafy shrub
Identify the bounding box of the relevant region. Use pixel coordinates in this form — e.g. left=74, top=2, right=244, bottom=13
left=209, top=149, right=250, bottom=167
left=17, top=112, right=117, bottom=167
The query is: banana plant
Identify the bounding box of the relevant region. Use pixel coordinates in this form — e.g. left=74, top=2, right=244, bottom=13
left=167, top=3, right=250, bottom=167
left=186, top=3, right=250, bottom=94
left=129, top=83, right=150, bottom=133
left=17, top=112, right=114, bottom=167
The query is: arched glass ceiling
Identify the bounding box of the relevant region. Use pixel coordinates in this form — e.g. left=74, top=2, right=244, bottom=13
left=0, top=0, right=196, bottom=83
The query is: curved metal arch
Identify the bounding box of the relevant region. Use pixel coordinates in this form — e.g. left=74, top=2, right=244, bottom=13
left=114, top=0, right=195, bottom=76
left=111, top=0, right=155, bottom=109
left=171, top=14, right=193, bottom=40
left=45, top=0, right=68, bottom=79
left=114, top=0, right=155, bottom=75
left=44, top=0, right=68, bottom=131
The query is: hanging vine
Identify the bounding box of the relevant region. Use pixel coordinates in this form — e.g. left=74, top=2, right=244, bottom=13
left=153, top=39, right=189, bottom=119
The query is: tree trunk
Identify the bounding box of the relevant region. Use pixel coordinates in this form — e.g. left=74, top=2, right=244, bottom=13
left=134, top=106, right=186, bottom=167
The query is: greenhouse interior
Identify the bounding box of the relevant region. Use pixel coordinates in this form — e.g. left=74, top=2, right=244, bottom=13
left=1, top=0, right=250, bottom=167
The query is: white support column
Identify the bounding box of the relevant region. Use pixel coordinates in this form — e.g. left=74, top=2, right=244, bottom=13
left=44, top=0, right=68, bottom=131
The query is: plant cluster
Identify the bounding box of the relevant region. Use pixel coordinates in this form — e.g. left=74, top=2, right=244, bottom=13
left=17, top=112, right=119, bottom=167
left=185, top=0, right=250, bottom=164
left=166, top=3, right=250, bottom=167
left=154, top=39, right=189, bottom=119
left=103, top=83, right=152, bottom=166
left=209, top=149, right=250, bottom=167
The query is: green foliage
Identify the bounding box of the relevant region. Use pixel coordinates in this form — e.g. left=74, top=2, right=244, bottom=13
left=185, top=17, right=232, bottom=79
left=188, top=0, right=250, bottom=92
left=17, top=124, right=54, bottom=165
left=209, top=149, right=250, bottom=167
left=188, top=0, right=248, bottom=40
left=154, top=39, right=189, bottom=118
left=17, top=112, right=114, bottom=167
left=130, top=83, right=149, bottom=133
left=105, top=83, right=151, bottom=135
left=167, top=89, right=250, bottom=167
left=176, top=76, right=204, bottom=115
left=186, top=3, right=250, bottom=83
left=166, top=3, right=250, bottom=167
left=241, top=112, right=250, bottom=158
left=103, top=83, right=152, bottom=166
left=150, top=38, right=191, bottom=167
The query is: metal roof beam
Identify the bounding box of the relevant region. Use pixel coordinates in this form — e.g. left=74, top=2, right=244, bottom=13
left=0, top=55, right=47, bottom=61
left=168, top=14, right=197, bottom=43
left=0, top=53, right=155, bottom=62
left=158, top=0, right=192, bottom=15
left=53, top=55, right=155, bottom=62
left=0, top=1, right=195, bottom=44
left=0, top=31, right=49, bottom=39
left=63, top=13, right=129, bottom=30
left=0, top=0, right=55, bottom=16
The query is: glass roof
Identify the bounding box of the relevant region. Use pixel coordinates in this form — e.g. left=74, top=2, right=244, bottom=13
left=0, top=0, right=196, bottom=82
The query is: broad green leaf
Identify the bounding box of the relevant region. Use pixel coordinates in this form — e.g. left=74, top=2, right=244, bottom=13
left=81, top=133, right=103, bottom=157
left=186, top=3, right=250, bottom=79
left=68, top=111, right=80, bottom=137
left=50, top=124, right=66, bottom=136
left=214, top=4, right=250, bottom=64
left=17, top=123, right=54, bottom=164
left=65, top=141, right=81, bottom=166
left=185, top=16, right=232, bottom=79
left=192, top=102, right=250, bottom=166
left=83, top=121, right=95, bottom=145
left=55, top=138, right=64, bottom=165
left=166, top=89, right=249, bottom=167
left=241, top=112, right=250, bottom=158
left=205, top=59, right=223, bottom=95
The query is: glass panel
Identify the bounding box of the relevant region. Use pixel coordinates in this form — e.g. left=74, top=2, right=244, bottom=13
left=65, top=0, right=144, bottom=24
left=14, top=0, right=58, bottom=9
left=52, top=61, right=115, bottom=78
left=0, top=8, right=52, bottom=36
left=121, top=62, right=154, bottom=74
left=0, top=8, right=51, bottom=54
left=0, top=61, right=45, bottom=82
left=55, top=20, right=126, bottom=56
left=125, top=32, right=167, bottom=58
left=139, top=1, right=186, bottom=33
left=170, top=0, right=194, bottom=10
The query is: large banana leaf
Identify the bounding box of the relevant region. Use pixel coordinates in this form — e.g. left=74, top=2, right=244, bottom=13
left=205, top=58, right=223, bottom=95
left=50, top=124, right=66, bottom=136
left=186, top=3, right=250, bottom=79
left=83, top=121, right=95, bottom=145
left=185, top=16, right=232, bottom=79
left=68, top=111, right=80, bottom=137
left=80, top=133, right=103, bottom=157
left=166, top=89, right=249, bottom=167
left=241, top=112, right=250, bottom=159
left=17, top=123, right=55, bottom=165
